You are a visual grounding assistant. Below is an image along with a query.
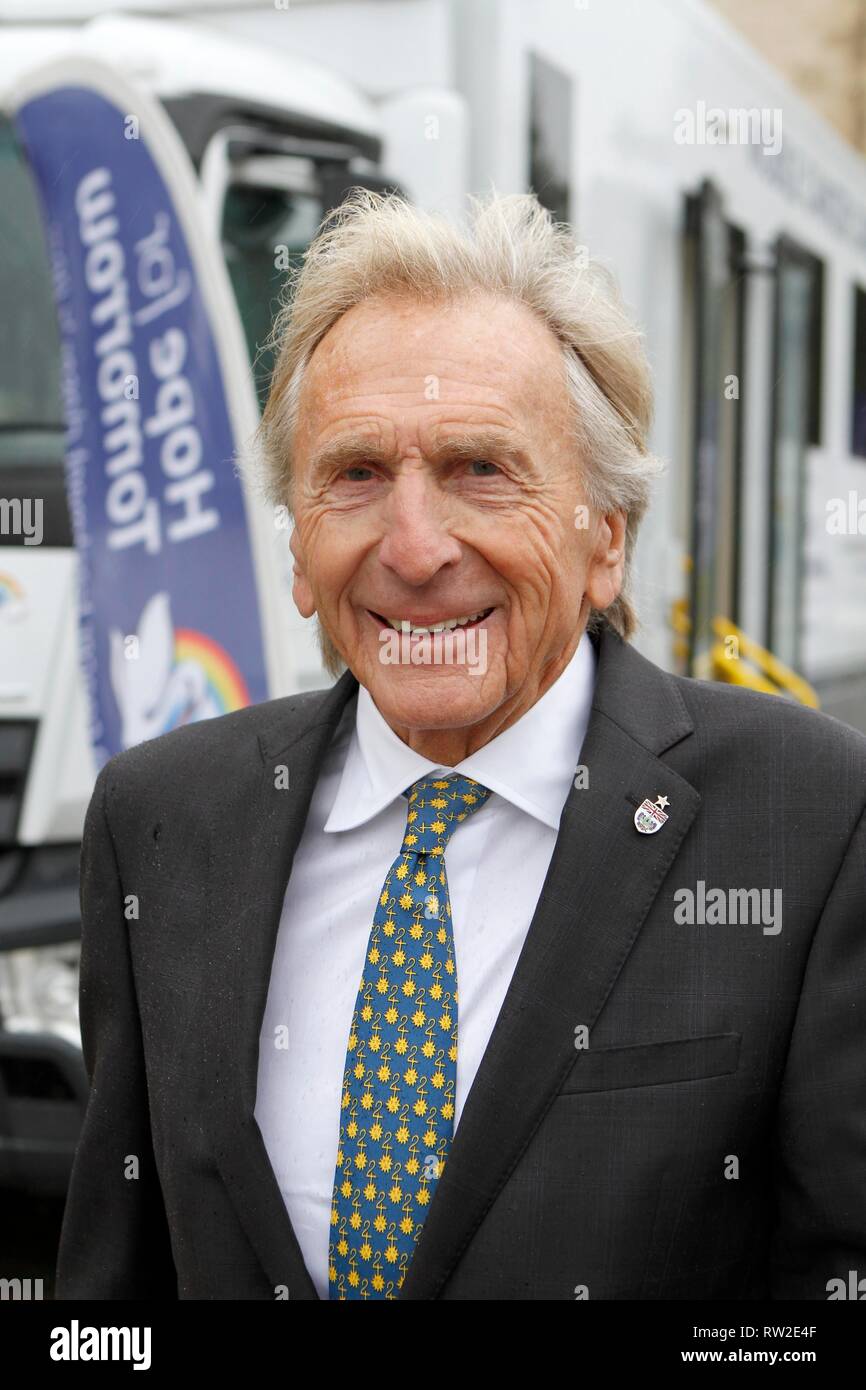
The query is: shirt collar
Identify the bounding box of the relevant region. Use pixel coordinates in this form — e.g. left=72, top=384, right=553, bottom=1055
left=324, top=633, right=597, bottom=833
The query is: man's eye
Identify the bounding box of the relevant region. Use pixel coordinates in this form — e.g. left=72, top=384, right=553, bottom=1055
left=343, top=466, right=375, bottom=482
left=468, top=459, right=500, bottom=476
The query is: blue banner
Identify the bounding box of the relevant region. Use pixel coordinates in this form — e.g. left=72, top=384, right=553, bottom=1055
left=13, top=81, right=268, bottom=765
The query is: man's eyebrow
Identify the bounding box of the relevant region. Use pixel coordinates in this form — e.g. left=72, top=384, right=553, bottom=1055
left=307, top=436, right=390, bottom=477
left=307, top=428, right=531, bottom=476
left=429, top=429, right=532, bottom=464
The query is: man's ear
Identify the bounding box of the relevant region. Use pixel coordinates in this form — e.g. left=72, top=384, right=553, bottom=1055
left=289, top=525, right=316, bottom=619
left=585, top=509, right=627, bottom=613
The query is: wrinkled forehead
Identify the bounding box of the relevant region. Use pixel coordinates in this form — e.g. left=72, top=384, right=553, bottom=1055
left=296, top=290, right=571, bottom=432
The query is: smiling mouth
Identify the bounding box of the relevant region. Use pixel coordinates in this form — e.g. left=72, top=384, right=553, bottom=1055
left=367, top=607, right=494, bottom=635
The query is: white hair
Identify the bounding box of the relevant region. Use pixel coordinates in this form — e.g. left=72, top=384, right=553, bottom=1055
left=254, top=189, right=664, bottom=671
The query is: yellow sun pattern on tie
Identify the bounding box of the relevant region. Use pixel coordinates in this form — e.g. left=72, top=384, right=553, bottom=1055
left=328, top=772, right=492, bottom=1300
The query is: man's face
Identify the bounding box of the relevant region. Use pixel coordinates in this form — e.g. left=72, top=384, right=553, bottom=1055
left=289, top=291, right=625, bottom=760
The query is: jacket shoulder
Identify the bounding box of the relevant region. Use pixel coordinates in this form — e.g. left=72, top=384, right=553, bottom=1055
left=94, top=681, right=344, bottom=793
left=670, top=670, right=866, bottom=771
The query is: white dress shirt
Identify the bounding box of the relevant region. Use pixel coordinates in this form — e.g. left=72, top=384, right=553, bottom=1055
left=255, top=633, right=597, bottom=1297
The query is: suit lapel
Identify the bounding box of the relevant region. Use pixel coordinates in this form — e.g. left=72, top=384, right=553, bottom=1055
left=201, top=670, right=358, bottom=1299
left=399, top=626, right=701, bottom=1298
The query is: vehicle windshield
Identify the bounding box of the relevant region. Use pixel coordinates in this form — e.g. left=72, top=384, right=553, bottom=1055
left=0, top=116, right=64, bottom=470
left=221, top=180, right=325, bottom=406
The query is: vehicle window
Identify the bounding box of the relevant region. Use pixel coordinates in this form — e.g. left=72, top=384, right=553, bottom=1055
left=0, top=117, right=64, bottom=450
left=851, top=283, right=866, bottom=458
left=221, top=183, right=324, bottom=407
left=0, top=116, right=71, bottom=546
left=528, top=52, right=573, bottom=226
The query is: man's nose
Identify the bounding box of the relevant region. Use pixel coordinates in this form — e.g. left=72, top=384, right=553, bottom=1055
left=377, top=471, right=462, bottom=584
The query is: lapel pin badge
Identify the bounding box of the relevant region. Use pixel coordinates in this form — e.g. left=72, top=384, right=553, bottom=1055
left=634, top=794, right=670, bottom=834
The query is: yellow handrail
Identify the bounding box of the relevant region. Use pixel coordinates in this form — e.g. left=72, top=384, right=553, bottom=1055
left=710, top=616, right=820, bottom=708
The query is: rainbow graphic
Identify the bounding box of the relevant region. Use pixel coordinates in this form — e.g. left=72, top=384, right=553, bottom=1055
left=109, top=600, right=257, bottom=747
left=0, top=571, right=26, bottom=618
left=171, top=628, right=251, bottom=725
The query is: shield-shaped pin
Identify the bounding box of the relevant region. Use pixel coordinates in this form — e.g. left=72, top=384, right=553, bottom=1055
left=634, top=795, right=669, bottom=834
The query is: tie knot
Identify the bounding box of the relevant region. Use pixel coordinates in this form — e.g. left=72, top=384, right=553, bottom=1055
left=400, top=773, right=492, bottom=856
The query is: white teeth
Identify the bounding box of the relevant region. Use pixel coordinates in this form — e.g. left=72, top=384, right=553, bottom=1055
left=384, top=609, right=489, bottom=633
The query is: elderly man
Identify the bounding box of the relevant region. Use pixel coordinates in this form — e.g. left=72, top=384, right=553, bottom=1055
left=56, top=192, right=866, bottom=1302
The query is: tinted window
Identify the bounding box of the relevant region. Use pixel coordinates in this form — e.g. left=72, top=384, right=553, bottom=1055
left=221, top=183, right=324, bottom=407
left=0, top=116, right=69, bottom=545
left=852, top=284, right=866, bottom=458
left=528, top=52, right=573, bottom=225
left=0, top=116, right=64, bottom=439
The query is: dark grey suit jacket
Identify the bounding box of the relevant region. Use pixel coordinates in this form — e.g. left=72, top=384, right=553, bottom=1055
left=55, top=621, right=866, bottom=1300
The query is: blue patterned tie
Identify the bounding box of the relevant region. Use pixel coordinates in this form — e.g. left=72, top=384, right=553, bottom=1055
left=328, top=772, right=493, bottom=1299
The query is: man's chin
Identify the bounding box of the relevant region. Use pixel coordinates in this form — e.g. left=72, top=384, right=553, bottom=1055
left=318, top=607, right=513, bottom=738
left=369, top=689, right=494, bottom=745
left=364, top=661, right=502, bottom=736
